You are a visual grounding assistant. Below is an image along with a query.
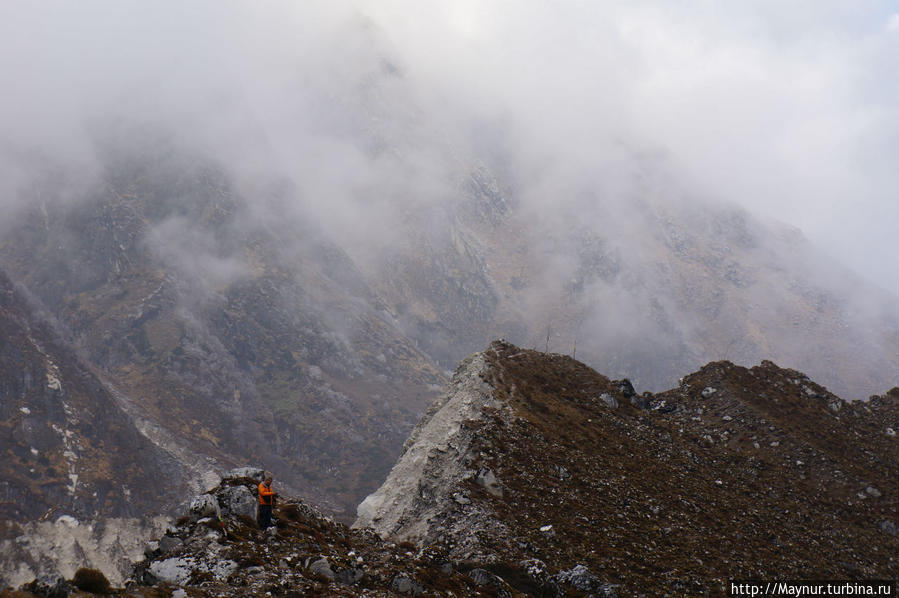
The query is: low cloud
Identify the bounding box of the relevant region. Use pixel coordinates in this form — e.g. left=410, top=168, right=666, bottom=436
left=1, top=1, right=897, bottom=333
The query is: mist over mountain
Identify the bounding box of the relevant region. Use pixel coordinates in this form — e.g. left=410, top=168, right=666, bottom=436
left=2, top=1, right=899, bottom=589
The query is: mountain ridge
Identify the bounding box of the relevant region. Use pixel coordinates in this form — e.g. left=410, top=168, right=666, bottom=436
left=5, top=340, right=898, bottom=595
left=354, top=341, right=898, bottom=595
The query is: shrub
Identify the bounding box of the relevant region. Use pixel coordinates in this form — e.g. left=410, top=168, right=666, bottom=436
left=72, top=567, right=111, bottom=594
left=279, top=503, right=302, bottom=522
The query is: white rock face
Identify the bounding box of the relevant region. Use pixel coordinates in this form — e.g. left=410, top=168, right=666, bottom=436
left=353, top=350, right=511, bottom=553
left=0, top=515, right=170, bottom=588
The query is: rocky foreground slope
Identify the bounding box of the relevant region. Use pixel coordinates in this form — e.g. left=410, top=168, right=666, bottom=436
left=6, top=341, right=899, bottom=597
left=356, top=341, right=898, bottom=595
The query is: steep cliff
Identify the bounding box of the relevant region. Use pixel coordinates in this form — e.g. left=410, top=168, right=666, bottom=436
left=0, top=269, right=187, bottom=522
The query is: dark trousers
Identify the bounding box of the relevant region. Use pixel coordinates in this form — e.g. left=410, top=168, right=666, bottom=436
left=258, top=504, right=272, bottom=529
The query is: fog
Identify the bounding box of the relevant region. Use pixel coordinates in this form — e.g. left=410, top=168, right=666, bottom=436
left=2, top=1, right=897, bottom=293
left=2, top=1, right=899, bottom=398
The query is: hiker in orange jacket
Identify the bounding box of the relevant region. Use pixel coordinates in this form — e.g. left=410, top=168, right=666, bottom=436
left=257, top=476, right=276, bottom=529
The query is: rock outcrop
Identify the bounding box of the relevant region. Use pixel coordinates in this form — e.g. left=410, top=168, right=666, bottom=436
left=355, top=350, right=513, bottom=555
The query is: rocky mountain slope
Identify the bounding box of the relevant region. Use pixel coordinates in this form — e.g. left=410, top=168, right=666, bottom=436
left=2, top=126, right=899, bottom=546
left=9, top=341, right=894, bottom=596
left=0, top=268, right=189, bottom=588
left=0, top=268, right=187, bottom=523
left=0, top=143, right=444, bottom=518
left=355, top=341, right=899, bottom=596
left=7, top=468, right=616, bottom=598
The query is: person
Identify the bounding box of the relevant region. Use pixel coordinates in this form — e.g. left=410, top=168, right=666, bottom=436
left=257, top=476, right=276, bottom=529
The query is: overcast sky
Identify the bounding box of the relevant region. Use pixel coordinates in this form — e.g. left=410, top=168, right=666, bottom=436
left=1, top=1, right=898, bottom=293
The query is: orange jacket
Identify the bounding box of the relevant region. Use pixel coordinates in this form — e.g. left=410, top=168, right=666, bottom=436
left=258, top=481, right=275, bottom=505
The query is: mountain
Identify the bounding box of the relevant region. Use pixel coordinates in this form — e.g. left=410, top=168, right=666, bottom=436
left=0, top=268, right=186, bottom=588
left=1, top=128, right=898, bottom=528
left=355, top=341, right=899, bottom=595
left=0, top=269, right=186, bottom=522
left=0, top=143, right=444, bottom=517
left=10, top=341, right=896, bottom=596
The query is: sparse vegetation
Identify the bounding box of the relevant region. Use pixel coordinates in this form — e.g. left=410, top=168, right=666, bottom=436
left=72, top=567, right=111, bottom=594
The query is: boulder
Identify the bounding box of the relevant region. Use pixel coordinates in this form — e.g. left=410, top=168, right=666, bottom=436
left=475, top=467, right=503, bottom=497
left=613, top=379, right=636, bottom=398
left=555, top=564, right=619, bottom=597
left=188, top=494, right=220, bottom=519
left=390, top=575, right=424, bottom=596
left=143, top=540, right=160, bottom=559
left=519, top=559, right=563, bottom=597
left=600, top=393, right=618, bottom=409
left=630, top=395, right=650, bottom=409
left=217, top=484, right=257, bottom=519
left=468, top=569, right=512, bottom=597
left=208, top=559, right=238, bottom=581
left=335, top=566, right=364, bottom=586
left=149, top=557, right=195, bottom=585
left=309, top=558, right=335, bottom=581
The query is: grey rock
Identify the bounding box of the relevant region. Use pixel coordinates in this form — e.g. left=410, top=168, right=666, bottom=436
left=701, top=387, right=717, bottom=398
left=878, top=520, right=897, bottom=535
left=143, top=540, right=160, bottom=559
left=217, top=484, right=257, bottom=519
left=20, top=576, right=70, bottom=598
left=453, top=492, right=471, bottom=505
left=553, top=464, right=571, bottom=480
left=469, top=569, right=512, bottom=596
left=335, top=567, right=365, bottom=586
left=149, top=557, right=194, bottom=585
left=439, top=562, right=453, bottom=575
left=158, top=535, right=183, bottom=554
left=600, top=393, right=618, bottom=409
left=521, top=559, right=548, bottom=579
left=225, top=467, right=265, bottom=481
left=630, top=395, right=650, bottom=409
left=613, top=379, right=636, bottom=398
left=209, top=559, right=238, bottom=581
left=555, top=564, right=619, bottom=597
left=390, top=575, right=424, bottom=596
left=520, top=559, right=563, bottom=597
left=475, top=467, right=503, bottom=497
left=188, top=494, right=220, bottom=519
left=865, top=486, right=882, bottom=498
left=309, top=557, right=335, bottom=581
